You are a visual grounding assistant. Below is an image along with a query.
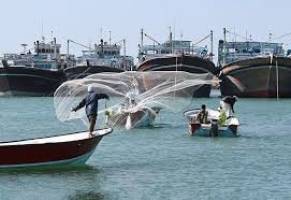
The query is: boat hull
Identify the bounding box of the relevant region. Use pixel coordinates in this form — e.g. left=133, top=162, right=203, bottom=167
left=64, top=65, right=124, bottom=80
left=189, top=123, right=239, bottom=137
left=137, top=55, right=217, bottom=97
left=107, top=108, right=159, bottom=129
left=0, top=67, right=65, bottom=96
left=220, top=56, right=291, bottom=98
left=0, top=128, right=112, bottom=168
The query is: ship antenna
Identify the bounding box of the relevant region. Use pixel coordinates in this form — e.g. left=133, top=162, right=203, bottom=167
left=169, top=26, right=172, bottom=42
left=41, top=19, right=45, bottom=42
left=109, top=30, right=112, bottom=45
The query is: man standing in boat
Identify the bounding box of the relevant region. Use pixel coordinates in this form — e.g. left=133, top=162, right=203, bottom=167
left=72, top=85, right=109, bottom=136
left=219, top=96, right=237, bottom=118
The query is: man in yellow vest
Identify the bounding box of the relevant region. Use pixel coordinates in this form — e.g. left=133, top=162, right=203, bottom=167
left=197, top=104, right=209, bottom=124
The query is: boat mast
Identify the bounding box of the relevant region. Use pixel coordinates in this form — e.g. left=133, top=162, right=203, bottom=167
left=169, top=26, right=173, bottom=54
left=36, top=40, right=40, bottom=56
left=210, top=30, right=214, bottom=62
left=100, top=39, right=104, bottom=58
left=140, top=28, right=144, bottom=55
left=109, top=30, right=112, bottom=45
left=223, top=28, right=227, bottom=65
left=123, top=39, right=126, bottom=56
left=54, top=37, right=57, bottom=59
left=67, top=39, right=70, bottom=58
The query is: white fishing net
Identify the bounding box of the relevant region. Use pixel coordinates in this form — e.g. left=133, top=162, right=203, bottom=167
left=54, top=71, right=215, bottom=129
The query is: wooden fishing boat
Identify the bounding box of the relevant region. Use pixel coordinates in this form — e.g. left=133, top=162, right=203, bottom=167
left=0, top=128, right=112, bottom=168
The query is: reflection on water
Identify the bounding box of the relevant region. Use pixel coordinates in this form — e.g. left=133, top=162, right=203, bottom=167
left=0, top=165, right=96, bottom=175
left=68, top=191, right=105, bottom=200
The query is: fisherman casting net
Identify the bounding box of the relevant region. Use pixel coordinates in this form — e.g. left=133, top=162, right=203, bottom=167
left=54, top=71, right=215, bottom=129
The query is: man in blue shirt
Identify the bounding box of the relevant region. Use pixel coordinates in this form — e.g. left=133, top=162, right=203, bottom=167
left=72, top=85, right=109, bottom=136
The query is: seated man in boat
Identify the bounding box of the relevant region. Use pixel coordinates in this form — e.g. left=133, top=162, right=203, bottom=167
left=72, top=85, right=110, bottom=136
left=197, top=104, right=209, bottom=124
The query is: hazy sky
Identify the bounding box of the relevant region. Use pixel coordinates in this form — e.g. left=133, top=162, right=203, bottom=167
left=1, top=0, right=291, bottom=62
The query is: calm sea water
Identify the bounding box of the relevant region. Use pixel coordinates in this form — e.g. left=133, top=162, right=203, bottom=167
left=1, top=97, right=291, bottom=200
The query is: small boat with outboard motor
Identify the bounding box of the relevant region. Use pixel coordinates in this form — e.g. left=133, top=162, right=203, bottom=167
left=0, top=128, right=112, bottom=169
left=184, top=96, right=239, bottom=137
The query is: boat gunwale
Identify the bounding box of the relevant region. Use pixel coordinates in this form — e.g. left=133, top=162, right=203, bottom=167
left=137, top=54, right=216, bottom=73
left=0, top=128, right=113, bottom=146
left=0, top=65, right=64, bottom=74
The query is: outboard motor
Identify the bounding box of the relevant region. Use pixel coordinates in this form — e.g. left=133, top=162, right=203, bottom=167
left=209, top=119, right=218, bottom=137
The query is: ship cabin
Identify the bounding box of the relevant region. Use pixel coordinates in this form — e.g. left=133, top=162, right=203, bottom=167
left=3, top=38, right=63, bottom=70
left=218, top=41, right=285, bottom=66
left=76, top=39, right=134, bottom=71
left=138, top=40, right=208, bottom=63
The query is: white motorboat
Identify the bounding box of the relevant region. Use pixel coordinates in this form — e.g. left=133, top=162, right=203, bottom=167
left=184, top=96, right=239, bottom=137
